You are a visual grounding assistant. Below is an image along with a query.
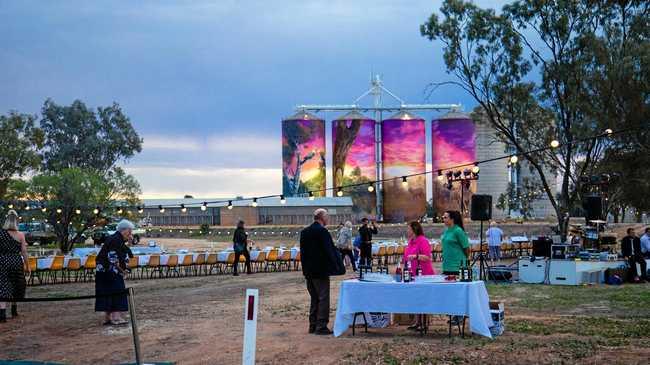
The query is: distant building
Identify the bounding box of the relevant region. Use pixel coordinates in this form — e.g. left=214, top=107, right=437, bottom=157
left=141, top=197, right=354, bottom=227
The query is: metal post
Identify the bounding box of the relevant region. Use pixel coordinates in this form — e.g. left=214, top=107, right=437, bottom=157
left=128, top=287, right=142, bottom=365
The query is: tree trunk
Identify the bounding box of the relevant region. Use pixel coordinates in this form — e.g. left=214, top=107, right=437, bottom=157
left=332, top=120, right=361, bottom=187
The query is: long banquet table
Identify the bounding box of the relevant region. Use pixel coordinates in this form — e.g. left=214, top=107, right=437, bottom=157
left=333, top=279, right=494, bottom=338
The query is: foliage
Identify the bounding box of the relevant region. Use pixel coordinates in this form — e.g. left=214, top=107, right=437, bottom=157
left=0, top=112, right=44, bottom=205
left=16, top=168, right=141, bottom=253
left=421, top=0, right=650, bottom=236
left=496, top=179, right=546, bottom=219
left=39, top=98, right=142, bottom=173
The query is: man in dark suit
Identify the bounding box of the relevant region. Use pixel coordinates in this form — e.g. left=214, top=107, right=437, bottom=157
left=358, top=218, right=378, bottom=267
left=300, top=208, right=343, bottom=335
left=621, top=228, right=648, bottom=282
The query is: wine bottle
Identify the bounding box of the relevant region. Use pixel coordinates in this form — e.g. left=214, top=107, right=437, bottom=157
left=395, top=261, right=402, bottom=282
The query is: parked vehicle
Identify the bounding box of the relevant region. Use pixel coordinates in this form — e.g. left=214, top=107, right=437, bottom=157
left=92, top=223, right=146, bottom=245
left=18, top=222, right=57, bottom=246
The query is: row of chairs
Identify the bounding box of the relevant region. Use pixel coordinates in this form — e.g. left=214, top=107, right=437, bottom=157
left=372, top=241, right=533, bottom=265
left=25, top=249, right=303, bottom=285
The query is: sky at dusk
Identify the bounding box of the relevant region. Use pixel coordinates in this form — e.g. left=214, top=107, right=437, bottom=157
left=0, top=0, right=508, bottom=199
left=432, top=118, right=477, bottom=170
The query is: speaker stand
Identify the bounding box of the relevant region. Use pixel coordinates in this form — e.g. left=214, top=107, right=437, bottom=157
left=472, top=220, right=491, bottom=281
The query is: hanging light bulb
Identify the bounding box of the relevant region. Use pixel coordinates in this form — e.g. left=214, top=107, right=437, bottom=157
left=93, top=207, right=100, bottom=215
left=280, top=195, right=286, bottom=204
left=180, top=204, right=187, bottom=213
left=367, top=183, right=375, bottom=193
left=159, top=205, right=165, bottom=213
left=227, top=200, right=233, bottom=210
left=7, top=203, right=13, bottom=209
left=251, top=198, right=258, bottom=208
left=472, top=164, right=480, bottom=174
left=337, top=188, right=343, bottom=197
left=201, top=202, right=207, bottom=211
left=75, top=208, right=81, bottom=215
left=117, top=207, right=123, bottom=215
left=437, top=170, right=444, bottom=182
left=605, top=128, right=613, bottom=135
left=137, top=206, right=144, bottom=214
left=25, top=205, right=31, bottom=211
left=401, top=176, right=408, bottom=187
left=56, top=207, right=62, bottom=214
left=308, top=191, right=315, bottom=201
left=41, top=206, right=47, bottom=213
left=550, top=140, right=560, bottom=148
left=510, top=155, right=519, bottom=164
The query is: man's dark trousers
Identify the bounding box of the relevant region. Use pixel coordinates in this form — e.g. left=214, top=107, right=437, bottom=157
left=360, top=242, right=372, bottom=266
left=306, top=277, right=330, bottom=330
left=628, top=255, right=648, bottom=281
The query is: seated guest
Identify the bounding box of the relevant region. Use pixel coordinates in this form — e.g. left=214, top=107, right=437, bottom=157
left=621, top=228, right=648, bottom=282
left=640, top=227, right=650, bottom=259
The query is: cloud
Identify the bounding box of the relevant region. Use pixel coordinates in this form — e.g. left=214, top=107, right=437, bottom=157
left=122, top=165, right=282, bottom=199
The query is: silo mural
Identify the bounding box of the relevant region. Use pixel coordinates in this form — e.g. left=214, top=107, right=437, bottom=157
left=332, top=111, right=376, bottom=217
left=432, top=112, right=477, bottom=217
left=382, top=111, right=426, bottom=223
left=282, top=111, right=326, bottom=197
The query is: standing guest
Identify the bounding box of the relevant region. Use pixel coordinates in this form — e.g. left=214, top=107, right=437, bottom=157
left=486, top=221, right=504, bottom=264
left=232, top=220, right=252, bottom=276
left=441, top=211, right=469, bottom=275
left=621, top=228, right=648, bottom=282
left=358, top=218, right=378, bottom=267
left=95, top=219, right=135, bottom=326
left=403, top=221, right=435, bottom=276
left=403, top=221, right=435, bottom=331
left=300, top=209, right=344, bottom=335
left=0, top=210, right=29, bottom=322
left=336, top=221, right=356, bottom=272
left=640, top=227, right=650, bottom=259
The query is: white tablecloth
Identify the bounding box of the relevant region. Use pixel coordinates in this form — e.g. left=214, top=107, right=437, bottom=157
left=37, top=256, right=89, bottom=270
left=333, top=279, right=493, bottom=338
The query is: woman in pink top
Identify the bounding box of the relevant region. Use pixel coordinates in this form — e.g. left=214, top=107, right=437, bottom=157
left=403, top=221, right=435, bottom=276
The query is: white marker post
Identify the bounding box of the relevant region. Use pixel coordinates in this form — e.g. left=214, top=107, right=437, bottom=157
left=242, top=289, right=259, bottom=365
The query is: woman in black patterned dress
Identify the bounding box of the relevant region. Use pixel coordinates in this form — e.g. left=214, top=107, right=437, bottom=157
left=1, top=210, right=30, bottom=322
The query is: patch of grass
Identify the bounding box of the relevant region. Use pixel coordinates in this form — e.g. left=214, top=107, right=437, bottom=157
left=551, top=338, right=598, bottom=359
left=383, top=353, right=400, bottom=365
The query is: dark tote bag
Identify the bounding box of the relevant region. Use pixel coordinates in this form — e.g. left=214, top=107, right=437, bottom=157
left=329, top=247, right=346, bottom=276
left=234, top=242, right=246, bottom=254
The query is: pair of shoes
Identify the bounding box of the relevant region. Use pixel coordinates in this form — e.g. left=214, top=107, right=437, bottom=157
left=233, top=272, right=239, bottom=276
left=11, top=304, right=18, bottom=317
left=314, top=327, right=333, bottom=335
left=102, top=320, right=112, bottom=326
left=308, top=325, right=316, bottom=334
left=110, top=319, right=129, bottom=326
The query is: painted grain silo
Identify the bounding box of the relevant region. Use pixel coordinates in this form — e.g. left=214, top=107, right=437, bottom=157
left=282, top=111, right=326, bottom=197
left=332, top=111, right=376, bottom=218
left=431, top=110, right=477, bottom=217
left=381, top=111, right=426, bottom=223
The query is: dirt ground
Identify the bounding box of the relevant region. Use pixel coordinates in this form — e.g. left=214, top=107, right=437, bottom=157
left=5, top=236, right=650, bottom=365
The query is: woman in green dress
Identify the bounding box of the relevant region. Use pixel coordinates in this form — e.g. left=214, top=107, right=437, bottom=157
left=440, top=210, right=469, bottom=275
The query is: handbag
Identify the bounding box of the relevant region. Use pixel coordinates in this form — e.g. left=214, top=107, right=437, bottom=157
left=234, top=242, right=246, bottom=253
left=329, top=248, right=346, bottom=276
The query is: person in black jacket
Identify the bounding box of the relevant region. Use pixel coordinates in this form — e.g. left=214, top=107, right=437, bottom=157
left=621, top=228, right=648, bottom=282
left=358, top=218, right=378, bottom=267
left=232, top=221, right=252, bottom=276
left=95, top=220, right=135, bottom=325
left=300, top=208, right=343, bottom=335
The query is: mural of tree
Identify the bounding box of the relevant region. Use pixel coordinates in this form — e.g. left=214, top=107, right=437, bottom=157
left=281, top=115, right=325, bottom=197
left=333, top=119, right=361, bottom=187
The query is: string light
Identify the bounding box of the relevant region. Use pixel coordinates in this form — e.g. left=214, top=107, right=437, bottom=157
left=117, top=207, right=123, bottom=215
left=510, top=155, right=519, bottom=164
left=201, top=202, right=207, bottom=211
left=180, top=204, right=187, bottom=213
left=41, top=206, right=47, bottom=213
left=159, top=205, right=165, bottom=213
left=367, top=183, right=375, bottom=192
left=550, top=140, right=560, bottom=148
left=308, top=191, right=315, bottom=201
left=93, top=207, right=100, bottom=215
left=56, top=208, right=62, bottom=214
left=337, top=188, right=343, bottom=197
left=25, top=205, right=31, bottom=211
left=472, top=164, right=480, bottom=174
left=280, top=195, right=286, bottom=204
left=75, top=208, right=81, bottom=215
left=251, top=198, right=258, bottom=207
left=227, top=200, right=233, bottom=210
left=137, top=206, right=144, bottom=213
left=605, top=128, right=613, bottom=135
left=7, top=204, right=13, bottom=209
left=401, top=176, right=408, bottom=187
